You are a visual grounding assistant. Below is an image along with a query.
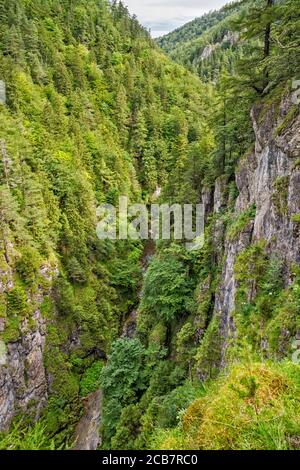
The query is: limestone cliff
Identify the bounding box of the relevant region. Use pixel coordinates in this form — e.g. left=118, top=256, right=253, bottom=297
left=209, top=93, right=300, bottom=370
left=0, top=263, right=57, bottom=431
left=0, top=91, right=299, bottom=443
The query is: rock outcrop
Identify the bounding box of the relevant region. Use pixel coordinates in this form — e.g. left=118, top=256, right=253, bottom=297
left=74, top=390, right=103, bottom=451
left=0, top=310, right=48, bottom=431
left=0, top=263, right=57, bottom=431
left=212, top=94, right=300, bottom=363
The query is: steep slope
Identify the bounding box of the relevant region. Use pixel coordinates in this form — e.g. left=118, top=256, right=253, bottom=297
left=0, top=0, right=299, bottom=452
left=152, top=93, right=300, bottom=450
left=156, top=0, right=250, bottom=81
left=97, top=0, right=300, bottom=451
left=157, top=0, right=300, bottom=87
left=0, top=0, right=210, bottom=447
left=156, top=5, right=234, bottom=55
left=99, top=90, right=300, bottom=451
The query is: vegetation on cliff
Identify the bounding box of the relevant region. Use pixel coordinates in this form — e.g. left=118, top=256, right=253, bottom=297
left=0, top=0, right=300, bottom=451
left=0, top=0, right=211, bottom=446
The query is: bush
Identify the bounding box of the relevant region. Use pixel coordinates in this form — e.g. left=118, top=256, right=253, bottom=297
left=153, top=383, right=202, bottom=429
left=52, top=277, right=75, bottom=316
left=16, top=247, right=43, bottom=285
left=100, top=338, right=147, bottom=443
left=227, top=205, right=256, bottom=241
left=66, top=257, right=88, bottom=285
left=6, top=286, right=29, bottom=318
left=80, top=361, right=104, bottom=397
left=291, top=213, right=300, bottom=225
left=140, top=252, right=193, bottom=324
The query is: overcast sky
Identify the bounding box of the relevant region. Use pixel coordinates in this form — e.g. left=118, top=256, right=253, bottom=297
left=124, top=0, right=230, bottom=38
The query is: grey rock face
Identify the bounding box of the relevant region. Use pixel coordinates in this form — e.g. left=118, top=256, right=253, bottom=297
left=122, top=309, right=138, bottom=339
left=0, top=309, right=48, bottom=431
left=201, top=185, right=213, bottom=221
left=74, top=390, right=103, bottom=451
left=0, top=263, right=57, bottom=431
left=201, top=45, right=215, bottom=61
left=212, top=94, right=300, bottom=362
left=251, top=97, right=300, bottom=267
left=214, top=175, right=228, bottom=213
left=215, top=221, right=254, bottom=365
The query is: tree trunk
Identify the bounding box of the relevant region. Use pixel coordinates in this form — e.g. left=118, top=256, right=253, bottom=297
left=264, top=0, right=274, bottom=59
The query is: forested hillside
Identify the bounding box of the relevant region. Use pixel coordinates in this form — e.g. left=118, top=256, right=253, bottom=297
left=157, top=5, right=233, bottom=56
left=0, top=0, right=300, bottom=451
left=157, top=0, right=300, bottom=86
left=0, top=0, right=211, bottom=448
left=157, top=0, right=248, bottom=80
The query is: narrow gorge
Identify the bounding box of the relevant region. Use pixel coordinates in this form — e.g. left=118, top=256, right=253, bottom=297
left=0, top=0, right=300, bottom=452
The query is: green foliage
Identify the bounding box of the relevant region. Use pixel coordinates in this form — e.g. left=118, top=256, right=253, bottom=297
left=110, top=403, right=143, bottom=450
left=16, top=247, right=43, bottom=285
left=230, top=375, right=259, bottom=400
left=0, top=421, right=56, bottom=450
left=108, top=242, right=143, bottom=310
left=292, top=213, right=300, bottom=225
left=140, top=249, right=195, bottom=324
left=272, top=176, right=290, bottom=216
left=227, top=205, right=256, bottom=241
left=153, top=361, right=300, bottom=450
left=0, top=5, right=210, bottom=439
left=275, top=105, right=299, bottom=136
left=0, top=0, right=299, bottom=453
left=265, top=269, right=300, bottom=356
left=233, top=243, right=292, bottom=351
left=52, top=276, right=75, bottom=317
left=157, top=6, right=232, bottom=55
left=175, top=321, right=197, bottom=366
left=80, top=361, right=104, bottom=397
left=226, top=0, right=300, bottom=95
left=157, top=1, right=244, bottom=81
left=150, top=382, right=202, bottom=429
left=234, top=241, right=269, bottom=311
left=194, top=316, right=223, bottom=380
left=6, top=285, right=29, bottom=318
left=100, top=338, right=148, bottom=444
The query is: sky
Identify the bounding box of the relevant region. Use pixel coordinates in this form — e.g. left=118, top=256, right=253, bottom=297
left=123, top=0, right=230, bottom=38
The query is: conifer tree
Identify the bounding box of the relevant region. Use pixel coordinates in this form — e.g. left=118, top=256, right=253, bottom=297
left=232, top=0, right=278, bottom=93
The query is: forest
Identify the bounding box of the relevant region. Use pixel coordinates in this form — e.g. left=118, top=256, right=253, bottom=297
left=0, top=0, right=300, bottom=452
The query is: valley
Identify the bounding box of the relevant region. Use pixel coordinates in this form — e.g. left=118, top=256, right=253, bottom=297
left=0, top=0, right=299, bottom=451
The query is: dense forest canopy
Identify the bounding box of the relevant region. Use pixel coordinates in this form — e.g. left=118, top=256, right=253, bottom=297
left=0, top=0, right=300, bottom=451
left=0, top=0, right=216, bottom=447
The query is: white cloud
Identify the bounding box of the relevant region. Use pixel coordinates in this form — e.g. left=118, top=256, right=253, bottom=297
left=123, top=0, right=230, bottom=37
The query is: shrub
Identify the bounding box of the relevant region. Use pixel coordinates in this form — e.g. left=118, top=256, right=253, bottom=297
left=66, top=257, right=88, bottom=285
left=6, top=286, right=29, bottom=318
left=80, top=361, right=104, bottom=397
left=140, top=253, right=193, bottom=324
left=291, top=213, right=300, bottom=225
left=272, top=176, right=289, bottom=216
left=100, top=338, right=147, bottom=443
left=16, top=247, right=43, bottom=285
left=194, top=316, right=223, bottom=380
left=227, top=205, right=256, bottom=241
left=0, top=421, right=55, bottom=450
